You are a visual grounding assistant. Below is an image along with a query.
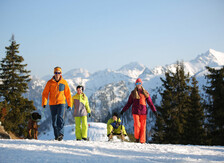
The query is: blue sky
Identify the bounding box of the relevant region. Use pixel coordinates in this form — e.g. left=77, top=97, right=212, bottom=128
left=1, top=0, right=224, bottom=78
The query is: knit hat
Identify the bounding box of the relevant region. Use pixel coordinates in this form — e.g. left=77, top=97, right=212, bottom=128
left=136, top=78, right=142, bottom=84
left=54, top=67, right=62, bottom=73
left=113, top=112, right=118, bottom=117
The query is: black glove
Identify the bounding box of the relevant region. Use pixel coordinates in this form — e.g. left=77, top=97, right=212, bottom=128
left=67, top=106, right=72, bottom=111
left=154, top=111, right=158, bottom=118
left=43, top=105, right=46, bottom=108
left=120, top=110, right=124, bottom=115
left=88, top=113, right=91, bottom=117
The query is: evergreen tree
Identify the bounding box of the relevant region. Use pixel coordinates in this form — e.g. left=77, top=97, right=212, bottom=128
left=152, top=62, right=190, bottom=144
left=205, top=66, right=224, bottom=145
left=0, top=101, right=9, bottom=123
left=184, top=77, right=206, bottom=145
left=151, top=105, right=166, bottom=143
left=0, top=35, right=35, bottom=137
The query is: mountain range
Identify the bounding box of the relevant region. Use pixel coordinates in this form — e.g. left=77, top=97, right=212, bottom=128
left=25, top=49, right=224, bottom=135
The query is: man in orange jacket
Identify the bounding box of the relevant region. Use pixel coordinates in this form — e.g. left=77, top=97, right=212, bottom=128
left=42, top=67, right=72, bottom=141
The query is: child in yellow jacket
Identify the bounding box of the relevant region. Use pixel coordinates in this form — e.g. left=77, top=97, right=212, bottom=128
left=107, top=112, right=127, bottom=141
left=72, top=85, right=91, bottom=141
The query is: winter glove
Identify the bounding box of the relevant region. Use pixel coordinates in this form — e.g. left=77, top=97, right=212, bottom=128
left=67, top=106, right=72, bottom=111
left=88, top=113, right=91, bottom=117
left=43, top=105, right=46, bottom=108
left=120, top=110, right=124, bottom=115
left=153, top=111, right=158, bottom=118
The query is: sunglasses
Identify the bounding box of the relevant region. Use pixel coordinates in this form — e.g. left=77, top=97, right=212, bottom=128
left=54, top=72, right=61, bottom=75
left=136, top=82, right=142, bottom=85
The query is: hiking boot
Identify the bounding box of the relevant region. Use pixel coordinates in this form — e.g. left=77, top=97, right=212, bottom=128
left=57, top=134, right=63, bottom=141
left=82, top=138, right=87, bottom=141
left=136, top=139, right=139, bottom=143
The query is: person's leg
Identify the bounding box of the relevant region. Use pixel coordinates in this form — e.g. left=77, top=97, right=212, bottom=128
left=107, top=124, right=114, bottom=141
left=50, top=105, right=58, bottom=139
left=133, top=114, right=141, bottom=142
left=114, top=126, right=125, bottom=141
left=75, top=117, right=82, bottom=140
left=139, top=115, right=147, bottom=143
left=81, top=116, right=88, bottom=139
left=56, top=104, right=65, bottom=138
left=107, top=124, right=114, bottom=136
left=121, top=125, right=127, bottom=136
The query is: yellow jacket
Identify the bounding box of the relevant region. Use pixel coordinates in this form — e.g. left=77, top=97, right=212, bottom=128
left=42, top=76, right=72, bottom=107
left=107, top=118, right=127, bottom=135
left=72, top=93, right=91, bottom=117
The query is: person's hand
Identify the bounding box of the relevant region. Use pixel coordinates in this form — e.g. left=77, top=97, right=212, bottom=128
left=120, top=110, right=124, bottom=115
left=88, top=113, right=91, bottom=117
left=116, top=122, right=120, bottom=128
left=67, top=106, right=72, bottom=111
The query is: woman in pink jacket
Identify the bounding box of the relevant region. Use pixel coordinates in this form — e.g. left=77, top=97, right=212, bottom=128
left=120, top=78, right=157, bottom=144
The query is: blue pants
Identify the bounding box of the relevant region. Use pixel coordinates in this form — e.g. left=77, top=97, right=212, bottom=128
left=50, top=104, right=65, bottom=139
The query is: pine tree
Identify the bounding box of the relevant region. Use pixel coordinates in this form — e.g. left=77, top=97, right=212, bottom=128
left=205, top=66, right=224, bottom=145
left=151, top=105, right=166, bottom=143
left=0, top=35, right=35, bottom=137
left=184, top=77, right=206, bottom=145
left=152, top=61, right=190, bottom=144
left=0, top=101, right=9, bottom=123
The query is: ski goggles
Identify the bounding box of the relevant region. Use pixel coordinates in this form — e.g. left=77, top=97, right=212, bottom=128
left=136, top=82, right=142, bottom=85
left=54, top=72, right=61, bottom=75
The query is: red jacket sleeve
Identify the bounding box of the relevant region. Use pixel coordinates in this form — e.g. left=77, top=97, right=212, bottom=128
left=122, top=93, right=134, bottom=113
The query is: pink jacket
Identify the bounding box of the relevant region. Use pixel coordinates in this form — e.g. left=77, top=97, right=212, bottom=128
left=122, top=88, right=156, bottom=115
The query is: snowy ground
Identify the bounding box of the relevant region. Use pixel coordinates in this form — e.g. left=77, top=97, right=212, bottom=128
left=1, top=123, right=224, bottom=163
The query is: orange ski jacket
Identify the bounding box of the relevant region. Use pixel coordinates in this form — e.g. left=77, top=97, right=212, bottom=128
left=42, top=76, right=72, bottom=107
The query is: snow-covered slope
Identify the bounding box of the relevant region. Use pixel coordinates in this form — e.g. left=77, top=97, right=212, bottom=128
left=39, top=122, right=107, bottom=141
left=1, top=123, right=224, bottom=163
left=38, top=122, right=129, bottom=142
left=89, top=81, right=130, bottom=122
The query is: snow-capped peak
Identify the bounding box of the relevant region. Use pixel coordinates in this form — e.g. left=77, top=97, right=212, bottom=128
left=192, top=49, right=224, bottom=66
left=207, top=49, right=224, bottom=65
left=118, top=62, right=146, bottom=78
left=63, top=68, right=90, bottom=79
left=138, top=67, right=154, bottom=80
